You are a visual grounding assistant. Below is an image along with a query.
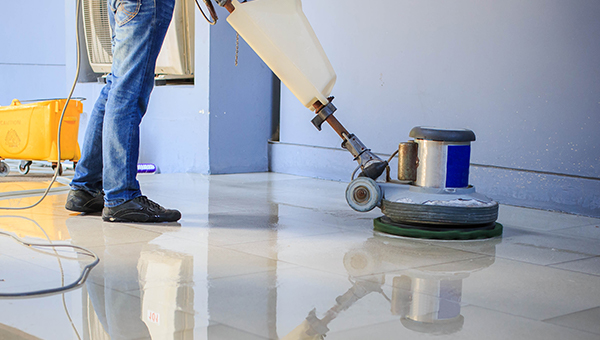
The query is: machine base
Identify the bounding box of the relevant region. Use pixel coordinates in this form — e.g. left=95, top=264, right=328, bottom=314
left=373, top=216, right=503, bottom=240
left=379, top=183, right=499, bottom=226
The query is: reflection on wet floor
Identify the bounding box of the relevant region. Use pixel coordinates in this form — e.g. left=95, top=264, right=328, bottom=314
left=1, top=173, right=600, bottom=339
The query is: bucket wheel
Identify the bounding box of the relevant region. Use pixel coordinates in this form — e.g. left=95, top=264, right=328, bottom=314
left=0, top=161, right=9, bottom=177
left=52, top=162, right=63, bottom=176
left=19, top=161, right=32, bottom=175
left=346, top=177, right=382, bottom=212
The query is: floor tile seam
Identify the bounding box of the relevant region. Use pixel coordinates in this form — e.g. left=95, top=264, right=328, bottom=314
left=545, top=232, right=600, bottom=242
left=461, top=303, right=579, bottom=325
left=273, top=201, right=350, bottom=216
left=201, top=319, right=273, bottom=340
left=548, top=226, right=600, bottom=238
left=433, top=242, right=502, bottom=257
left=499, top=254, right=590, bottom=268
left=123, top=223, right=179, bottom=235
left=203, top=259, right=352, bottom=283
left=0, top=247, right=87, bottom=276
left=547, top=264, right=600, bottom=277
left=378, top=252, right=600, bottom=279
left=206, top=265, right=300, bottom=281
left=214, top=229, right=355, bottom=248
left=482, top=234, right=600, bottom=257
left=0, top=259, right=88, bottom=282
left=211, top=229, right=358, bottom=247
left=464, top=300, right=600, bottom=329
left=380, top=253, right=494, bottom=274
left=462, top=249, right=599, bottom=267
left=87, top=281, right=145, bottom=299
left=266, top=262, right=359, bottom=281
left=550, top=221, right=600, bottom=229
left=506, top=241, right=600, bottom=258
left=85, top=238, right=167, bottom=251
left=325, top=318, right=412, bottom=336
left=499, top=204, right=600, bottom=218
left=527, top=221, right=600, bottom=230
left=0, top=190, right=70, bottom=202
left=542, top=305, right=600, bottom=323
left=497, top=223, right=596, bottom=233
left=539, top=320, right=600, bottom=336
left=548, top=255, right=600, bottom=266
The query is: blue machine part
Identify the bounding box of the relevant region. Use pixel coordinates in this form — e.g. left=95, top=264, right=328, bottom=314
left=445, top=145, right=470, bottom=188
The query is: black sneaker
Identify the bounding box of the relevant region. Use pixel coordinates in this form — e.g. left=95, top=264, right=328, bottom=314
left=102, top=196, right=181, bottom=223
left=65, top=189, right=105, bottom=213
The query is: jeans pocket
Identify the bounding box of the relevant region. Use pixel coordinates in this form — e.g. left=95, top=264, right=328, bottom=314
left=112, top=0, right=141, bottom=27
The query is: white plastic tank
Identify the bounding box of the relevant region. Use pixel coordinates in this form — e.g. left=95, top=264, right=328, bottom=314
left=227, top=0, right=337, bottom=109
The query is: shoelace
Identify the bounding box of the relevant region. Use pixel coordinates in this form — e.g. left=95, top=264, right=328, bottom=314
left=138, top=196, right=163, bottom=211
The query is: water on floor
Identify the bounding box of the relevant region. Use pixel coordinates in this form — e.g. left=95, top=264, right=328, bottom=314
left=1, top=173, right=599, bottom=339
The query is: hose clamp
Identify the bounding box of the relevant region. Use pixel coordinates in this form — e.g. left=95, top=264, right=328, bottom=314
left=311, top=101, right=337, bottom=131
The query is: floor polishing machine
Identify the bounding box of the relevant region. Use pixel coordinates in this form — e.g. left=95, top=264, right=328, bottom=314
left=206, top=0, right=501, bottom=239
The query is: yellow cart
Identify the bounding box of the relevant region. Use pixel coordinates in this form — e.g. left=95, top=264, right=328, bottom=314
left=0, top=99, right=82, bottom=176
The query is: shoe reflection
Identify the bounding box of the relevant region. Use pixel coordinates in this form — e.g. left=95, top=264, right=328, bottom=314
left=67, top=218, right=194, bottom=339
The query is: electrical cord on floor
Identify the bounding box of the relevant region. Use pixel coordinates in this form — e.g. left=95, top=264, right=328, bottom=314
left=0, top=218, right=99, bottom=296
left=0, top=229, right=99, bottom=298
left=0, top=216, right=97, bottom=340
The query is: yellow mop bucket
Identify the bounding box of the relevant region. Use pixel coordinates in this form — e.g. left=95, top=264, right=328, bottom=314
left=0, top=99, right=82, bottom=175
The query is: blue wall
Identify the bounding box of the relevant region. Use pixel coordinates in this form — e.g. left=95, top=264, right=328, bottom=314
left=0, top=1, right=66, bottom=105
left=207, top=6, right=275, bottom=174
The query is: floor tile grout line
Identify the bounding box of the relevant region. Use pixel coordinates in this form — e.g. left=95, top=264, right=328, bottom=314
left=547, top=224, right=600, bottom=235
left=393, top=253, right=494, bottom=272
left=538, top=322, right=600, bottom=336
left=496, top=223, right=598, bottom=235
left=432, top=238, right=600, bottom=267
left=542, top=305, right=600, bottom=321
left=305, top=318, right=402, bottom=337
left=207, top=264, right=303, bottom=282
left=86, top=281, right=143, bottom=300
left=202, top=320, right=273, bottom=340
left=398, top=244, right=600, bottom=273
left=212, top=229, right=372, bottom=248
left=463, top=303, right=600, bottom=332
left=548, top=255, right=600, bottom=266
left=546, top=265, right=600, bottom=278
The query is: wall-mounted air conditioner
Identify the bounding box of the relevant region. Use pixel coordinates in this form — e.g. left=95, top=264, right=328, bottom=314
left=81, top=0, right=194, bottom=78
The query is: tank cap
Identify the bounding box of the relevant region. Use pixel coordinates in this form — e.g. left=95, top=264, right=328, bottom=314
left=409, top=126, right=476, bottom=142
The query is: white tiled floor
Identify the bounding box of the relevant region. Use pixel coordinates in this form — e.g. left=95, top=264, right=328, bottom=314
left=1, top=173, right=599, bottom=339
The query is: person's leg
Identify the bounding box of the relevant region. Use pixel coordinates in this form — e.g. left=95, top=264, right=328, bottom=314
left=71, top=80, right=110, bottom=193
left=66, top=77, right=112, bottom=213
left=101, top=0, right=180, bottom=222
left=102, top=0, right=173, bottom=206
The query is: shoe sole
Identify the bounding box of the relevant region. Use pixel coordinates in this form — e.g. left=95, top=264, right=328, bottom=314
left=65, top=203, right=103, bottom=214
left=102, top=214, right=179, bottom=223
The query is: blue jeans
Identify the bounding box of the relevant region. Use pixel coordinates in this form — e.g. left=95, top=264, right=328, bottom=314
left=71, top=0, right=174, bottom=207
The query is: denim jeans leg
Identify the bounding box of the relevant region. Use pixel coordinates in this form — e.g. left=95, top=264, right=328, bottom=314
left=70, top=78, right=112, bottom=194
left=102, top=0, right=174, bottom=207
